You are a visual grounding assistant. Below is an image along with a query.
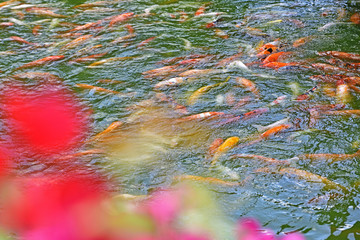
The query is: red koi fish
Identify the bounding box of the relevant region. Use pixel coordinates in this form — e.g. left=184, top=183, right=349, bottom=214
left=195, top=5, right=206, bottom=16
left=317, top=51, right=360, bottom=61
left=109, top=12, right=134, bottom=27
left=68, top=20, right=102, bottom=32
left=69, top=52, right=108, bottom=64
left=15, top=55, right=65, bottom=71
left=32, top=25, right=41, bottom=36
left=262, top=62, right=298, bottom=69
left=137, top=36, right=157, bottom=48
left=262, top=52, right=292, bottom=63
left=10, top=36, right=34, bottom=45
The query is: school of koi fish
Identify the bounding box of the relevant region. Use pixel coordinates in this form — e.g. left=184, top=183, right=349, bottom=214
left=1, top=0, right=360, bottom=238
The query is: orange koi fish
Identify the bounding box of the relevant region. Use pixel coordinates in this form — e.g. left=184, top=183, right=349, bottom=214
left=12, top=72, right=62, bottom=82
left=0, top=0, right=17, bottom=8
left=236, top=77, right=259, bottom=97
left=9, top=36, right=34, bottom=45
left=195, top=5, right=206, bottom=16
left=309, top=74, right=346, bottom=83
left=260, top=124, right=292, bottom=139
left=318, top=51, right=360, bottom=61
left=87, top=56, right=135, bottom=68
left=262, top=62, right=298, bottom=69
left=109, top=12, right=134, bottom=27
left=351, top=13, right=360, bottom=24
left=111, top=33, right=135, bottom=44
left=73, top=1, right=113, bottom=9
left=296, top=84, right=320, bottom=101
left=32, top=25, right=41, bottom=36
left=173, top=175, right=241, bottom=187
left=262, top=51, right=292, bottom=63
left=75, top=83, right=119, bottom=94
left=0, top=22, right=14, bottom=27
left=15, top=55, right=65, bottom=71
left=311, top=63, right=350, bottom=73
left=68, top=20, right=102, bottom=32
left=215, top=52, right=243, bottom=67
left=278, top=168, right=347, bottom=191
left=179, top=112, right=227, bottom=121
left=125, top=24, right=134, bottom=34
left=137, top=36, right=157, bottom=48
left=56, top=149, right=105, bottom=161
left=143, top=65, right=179, bottom=76
left=322, top=110, right=360, bottom=116
left=26, top=8, right=68, bottom=18
left=54, top=32, right=83, bottom=39
left=298, top=149, right=360, bottom=163
left=89, top=121, right=123, bottom=142
left=69, top=52, right=108, bottom=64
left=60, top=34, right=93, bottom=51
left=292, top=36, right=313, bottom=48
left=214, top=29, right=228, bottom=39
left=336, top=80, right=351, bottom=104
left=207, top=138, right=224, bottom=158
left=211, top=136, right=240, bottom=165
left=256, top=44, right=278, bottom=58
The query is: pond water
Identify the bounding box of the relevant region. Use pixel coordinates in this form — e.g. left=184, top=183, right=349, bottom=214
left=1, top=0, right=360, bottom=239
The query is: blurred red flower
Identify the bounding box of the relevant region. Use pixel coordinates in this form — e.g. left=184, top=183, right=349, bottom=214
left=2, top=82, right=90, bottom=158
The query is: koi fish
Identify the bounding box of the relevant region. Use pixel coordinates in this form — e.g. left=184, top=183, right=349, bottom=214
left=75, top=83, right=120, bottom=94
left=311, top=63, right=350, bottom=73
left=179, top=69, right=222, bottom=77
left=207, top=138, right=224, bottom=158
left=195, top=4, right=206, bottom=16
left=214, top=29, right=228, bottom=39
left=296, top=84, right=320, bottom=101
left=336, top=80, right=351, bottom=104
left=9, top=36, right=34, bottom=45
left=215, top=52, right=243, bottom=67
left=73, top=1, right=115, bottom=9
left=230, top=154, right=291, bottom=165
left=15, top=55, right=65, bottom=71
left=0, top=22, right=14, bottom=27
left=155, top=92, right=189, bottom=115
left=298, top=149, right=360, bottom=163
left=351, top=13, right=360, bottom=24
left=55, top=149, right=105, bottom=161
left=262, top=62, right=298, bottom=69
left=32, top=25, right=41, bottom=35
left=26, top=8, right=68, bottom=18
left=154, top=77, right=185, bottom=88
left=89, top=121, right=123, bottom=142
left=262, top=52, right=292, bottom=63
left=188, top=77, right=229, bottom=105
left=60, top=34, right=93, bottom=51
left=173, top=175, right=241, bottom=187
left=260, top=124, right=292, bottom=139
left=211, top=136, right=240, bottom=165
left=253, top=117, right=290, bottom=132
left=321, top=110, right=360, bottom=116
left=179, top=112, right=227, bottom=121
left=317, top=51, right=360, bottom=61
left=87, top=56, right=135, bottom=68
left=292, top=36, right=313, bottom=48
left=137, top=36, right=157, bottom=48
left=0, top=0, right=17, bottom=8
left=69, top=52, right=108, bottom=64
left=68, top=20, right=102, bottom=32
left=309, top=74, right=346, bottom=83
left=278, top=168, right=347, bottom=191
left=111, top=33, right=135, bottom=44
left=109, top=12, right=134, bottom=27
left=12, top=72, right=62, bottom=82
left=236, top=77, right=259, bottom=97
